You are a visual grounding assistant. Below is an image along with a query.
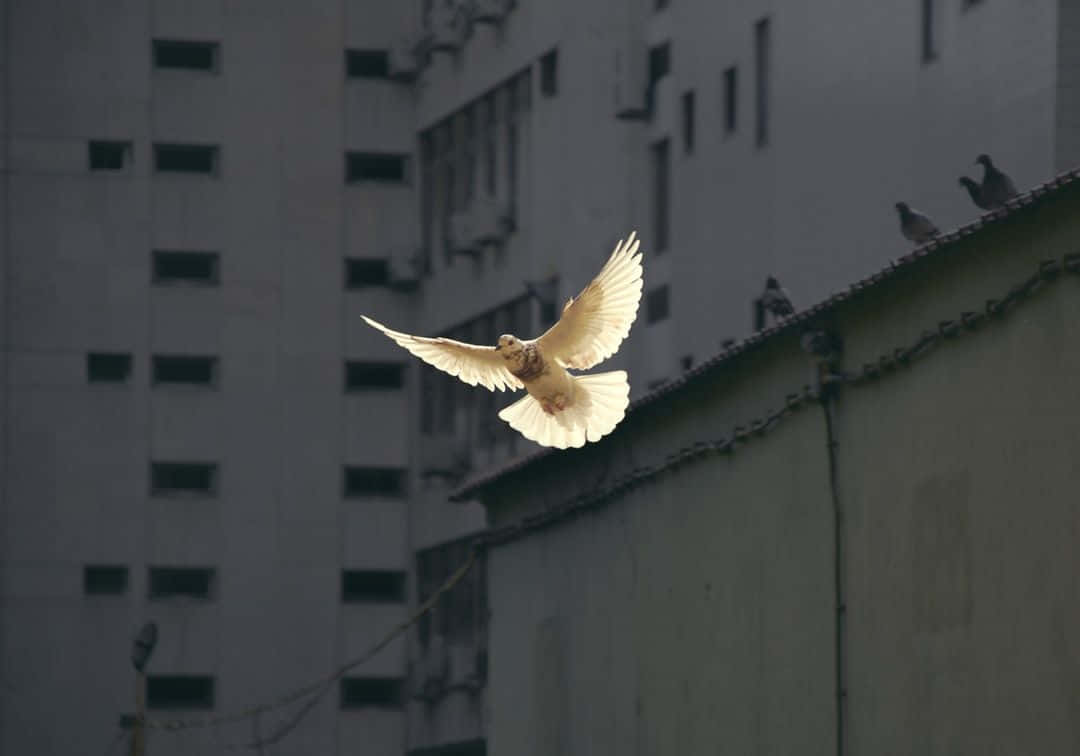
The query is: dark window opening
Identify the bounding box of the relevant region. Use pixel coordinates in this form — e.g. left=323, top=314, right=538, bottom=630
left=539, top=49, right=558, bottom=97
left=84, top=565, right=128, bottom=595
left=153, top=40, right=219, bottom=71
left=416, top=539, right=487, bottom=646
left=152, top=251, right=219, bottom=285
left=88, top=141, right=131, bottom=171
left=152, top=355, right=217, bottom=386
left=345, top=362, right=405, bottom=391
left=151, top=462, right=218, bottom=495
left=647, top=42, right=671, bottom=111
left=148, top=567, right=215, bottom=599
left=87, top=352, right=132, bottom=383
left=346, top=49, right=390, bottom=78
left=681, top=90, right=695, bottom=154
left=647, top=285, right=670, bottom=324
left=921, top=0, right=938, bottom=63
left=754, top=17, right=771, bottom=147
left=346, top=152, right=409, bottom=183
left=345, top=258, right=391, bottom=288
left=340, top=677, right=403, bottom=709
left=341, top=570, right=406, bottom=603
left=723, top=66, right=738, bottom=134
left=343, top=466, right=406, bottom=497
left=651, top=139, right=670, bottom=253
left=147, top=676, right=215, bottom=710
left=154, top=144, right=218, bottom=175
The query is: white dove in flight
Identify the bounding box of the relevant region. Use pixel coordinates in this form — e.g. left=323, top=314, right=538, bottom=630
left=362, top=232, right=644, bottom=449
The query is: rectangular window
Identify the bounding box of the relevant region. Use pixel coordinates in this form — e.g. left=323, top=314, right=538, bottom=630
left=539, top=48, right=558, bottom=97
left=154, top=144, right=219, bottom=175
left=153, top=39, right=219, bottom=71
left=152, top=355, right=217, bottom=386
left=346, top=49, right=389, bottom=78
left=646, top=285, right=670, bottom=324
left=88, top=140, right=131, bottom=171
left=151, top=462, right=218, bottom=495
left=87, top=352, right=132, bottom=383
left=340, top=677, right=403, bottom=709
left=723, top=66, right=738, bottom=134
left=148, top=567, right=215, bottom=600
left=152, top=251, right=219, bottom=285
left=344, top=258, right=390, bottom=288
left=681, top=90, right=695, bottom=154
left=345, top=362, right=405, bottom=391
left=921, top=0, right=938, bottom=63
left=346, top=152, right=409, bottom=183
left=147, top=676, right=215, bottom=710
left=651, top=139, right=670, bottom=254
left=754, top=18, right=771, bottom=147
left=84, top=565, right=129, bottom=595
left=343, top=466, right=406, bottom=497
left=341, top=570, right=406, bottom=603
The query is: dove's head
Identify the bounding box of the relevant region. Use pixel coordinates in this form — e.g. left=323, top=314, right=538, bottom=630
left=894, top=201, right=910, bottom=215
left=495, top=334, right=525, bottom=360
left=765, top=276, right=780, bottom=289
left=975, top=154, right=992, bottom=168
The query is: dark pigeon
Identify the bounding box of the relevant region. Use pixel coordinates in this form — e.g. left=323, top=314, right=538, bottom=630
left=958, top=176, right=993, bottom=211
left=975, top=154, right=1018, bottom=208
left=895, top=202, right=939, bottom=244
left=753, top=276, right=795, bottom=331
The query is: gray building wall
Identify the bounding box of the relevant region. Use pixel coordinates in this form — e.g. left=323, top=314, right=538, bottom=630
left=474, top=183, right=1080, bottom=755
left=1, top=1, right=416, bottom=754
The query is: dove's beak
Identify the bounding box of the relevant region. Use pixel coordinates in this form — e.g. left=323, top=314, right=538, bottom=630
left=494, top=344, right=501, bottom=351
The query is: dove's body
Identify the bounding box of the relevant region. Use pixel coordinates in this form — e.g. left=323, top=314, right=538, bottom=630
left=362, top=232, right=643, bottom=449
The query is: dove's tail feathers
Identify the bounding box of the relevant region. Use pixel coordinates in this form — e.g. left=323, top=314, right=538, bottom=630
left=498, top=370, right=630, bottom=450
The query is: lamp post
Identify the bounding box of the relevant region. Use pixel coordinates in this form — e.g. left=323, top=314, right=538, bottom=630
left=129, top=621, right=158, bottom=756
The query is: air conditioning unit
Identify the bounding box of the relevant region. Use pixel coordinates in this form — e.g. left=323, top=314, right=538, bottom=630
left=614, top=38, right=649, bottom=120
left=387, top=247, right=423, bottom=290
left=429, top=3, right=468, bottom=53
left=469, top=0, right=514, bottom=25
left=448, top=210, right=479, bottom=257
left=470, top=197, right=507, bottom=245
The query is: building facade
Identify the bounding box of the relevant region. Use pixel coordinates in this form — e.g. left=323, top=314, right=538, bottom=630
left=463, top=173, right=1080, bottom=755
left=2, top=1, right=1079, bottom=755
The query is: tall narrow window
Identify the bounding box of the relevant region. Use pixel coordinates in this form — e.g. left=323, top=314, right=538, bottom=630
left=154, top=144, right=219, bottom=175
left=647, top=42, right=671, bottom=112
left=681, top=90, right=695, bottom=154
left=646, top=285, right=671, bottom=324
left=651, top=139, right=670, bottom=254
left=754, top=18, right=771, bottom=148
left=723, top=66, right=738, bottom=135
left=483, top=93, right=497, bottom=197
left=153, top=40, right=219, bottom=72
left=506, top=79, right=519, bottom=224
left=420, top=132, right=434, bottom=273
left=539, top=48, right=558, bottom=97
left=921, top=0, right=938, bottom=63
left=88, top=141, right=132, bottom=172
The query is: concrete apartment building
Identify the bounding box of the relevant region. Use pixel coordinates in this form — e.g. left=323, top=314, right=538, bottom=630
left=1, top=1, right=1078, bottom=755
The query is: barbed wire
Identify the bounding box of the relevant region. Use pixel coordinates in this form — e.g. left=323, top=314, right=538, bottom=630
left=474, top=252, right=1080, bottom=549
left=127, top=548, right=476, bottom=744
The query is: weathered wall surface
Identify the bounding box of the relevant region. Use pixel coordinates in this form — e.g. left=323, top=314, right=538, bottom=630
left=482, top=186, right=1080, bottom=755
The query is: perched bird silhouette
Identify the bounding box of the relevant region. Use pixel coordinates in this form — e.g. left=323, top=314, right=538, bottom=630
left=975, top=154, right=1018, bottom=208
left=895, top=202, right=939, bottom=244
left=362, top=232, right=643, bottom=449
left=958, top=176, right=992, bottom=211
left=753, top=276, right=794, bottom=331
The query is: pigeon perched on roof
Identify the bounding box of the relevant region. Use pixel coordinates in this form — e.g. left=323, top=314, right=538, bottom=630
left=958, top=176, right=993, bottom=211
left=362, top=232, right=643, bottom=449
left=975, top=154, right=1018, bottom=208
left=894, top=202, right=940, bottom=244
left=753, top=276, right=795, bottom=331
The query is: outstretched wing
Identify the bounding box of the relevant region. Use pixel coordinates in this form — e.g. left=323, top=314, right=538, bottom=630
left=535, top=231, right=643, bottom=370
left=361, top=316, right=523, bottom=392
